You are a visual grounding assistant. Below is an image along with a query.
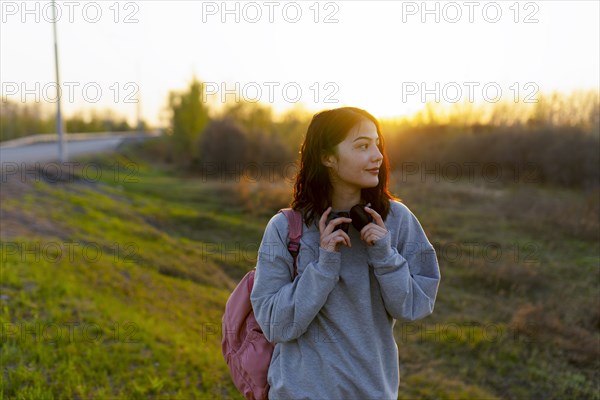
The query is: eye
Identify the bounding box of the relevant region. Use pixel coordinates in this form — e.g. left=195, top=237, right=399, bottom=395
left=359, top=143, right=368, bottom=150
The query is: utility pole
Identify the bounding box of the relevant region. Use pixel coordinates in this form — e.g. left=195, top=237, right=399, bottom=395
left=52, top=0, right=66, bottom=162
left=136, top=61, right=143, bottom=133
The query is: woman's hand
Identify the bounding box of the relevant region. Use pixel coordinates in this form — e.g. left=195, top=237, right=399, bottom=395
left=360, top=206, right=388, bottom=246
left=319, top=207, right=352, bottom=252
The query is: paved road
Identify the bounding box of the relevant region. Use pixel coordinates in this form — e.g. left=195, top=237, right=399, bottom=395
left=0, top=134, right=156, bottom=164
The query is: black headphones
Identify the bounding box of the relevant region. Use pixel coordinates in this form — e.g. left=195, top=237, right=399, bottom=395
left=327, top=203, right=374, bottom=233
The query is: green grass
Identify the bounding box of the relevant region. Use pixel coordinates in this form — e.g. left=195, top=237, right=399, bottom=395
left=1, top=155, right=254, bottom=399
left=1, top=145, right=598, bottom=399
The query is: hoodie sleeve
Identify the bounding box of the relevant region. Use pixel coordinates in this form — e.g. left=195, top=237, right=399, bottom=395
left=250, top=213, right=342, bottom=343
left=366, top=202, right=441, bottom=321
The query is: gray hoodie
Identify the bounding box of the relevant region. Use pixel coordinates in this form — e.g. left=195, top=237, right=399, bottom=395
left=250, top=200, right=441, bottom=400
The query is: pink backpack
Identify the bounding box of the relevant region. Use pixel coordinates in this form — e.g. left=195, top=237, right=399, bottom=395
left=221, top=208, right=303, bottom=400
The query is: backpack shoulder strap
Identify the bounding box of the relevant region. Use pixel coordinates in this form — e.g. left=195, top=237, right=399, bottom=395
left=278, top=208, right=303, bottom=279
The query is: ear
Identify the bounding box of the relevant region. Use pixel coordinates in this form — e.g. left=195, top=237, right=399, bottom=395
left=321, top=152, right=337, bottom=168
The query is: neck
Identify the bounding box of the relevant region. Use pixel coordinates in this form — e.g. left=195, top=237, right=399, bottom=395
left=330, top=186, right=361, bottom=211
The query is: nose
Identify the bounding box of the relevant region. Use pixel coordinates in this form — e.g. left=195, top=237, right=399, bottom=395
left=371, top=145, right=383, bottom=163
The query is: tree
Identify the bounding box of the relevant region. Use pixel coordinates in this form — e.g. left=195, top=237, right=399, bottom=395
left=167, top=76, right=210, bottom=164
left=199, top=118, right=247, bottom=176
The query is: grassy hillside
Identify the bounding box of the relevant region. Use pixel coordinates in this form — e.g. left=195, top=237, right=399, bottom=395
left=1, top=141, right=598, bottom=399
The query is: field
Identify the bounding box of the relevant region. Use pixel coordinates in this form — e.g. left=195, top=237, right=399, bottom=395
left=1, top=141, right=598, bottom=399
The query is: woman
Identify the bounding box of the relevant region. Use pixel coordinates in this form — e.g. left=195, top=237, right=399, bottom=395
left=250, top=107, right=441, bottom=399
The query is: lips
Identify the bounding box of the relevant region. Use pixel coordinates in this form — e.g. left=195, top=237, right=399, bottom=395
left=366, top=168, right=379, bottom=174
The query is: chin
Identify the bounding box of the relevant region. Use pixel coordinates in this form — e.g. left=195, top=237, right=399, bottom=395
left=361, top=178, right=379, bottom=188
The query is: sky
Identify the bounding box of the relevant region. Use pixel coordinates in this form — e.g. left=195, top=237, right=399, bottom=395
left=1, top=0, right=599, bottom=127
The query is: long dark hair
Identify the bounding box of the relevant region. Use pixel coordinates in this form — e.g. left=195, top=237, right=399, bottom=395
left=291, top=107, right=400, bottom=227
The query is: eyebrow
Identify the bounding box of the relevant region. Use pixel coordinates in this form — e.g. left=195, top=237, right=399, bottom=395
left=353, top=136, right=380, bottom=143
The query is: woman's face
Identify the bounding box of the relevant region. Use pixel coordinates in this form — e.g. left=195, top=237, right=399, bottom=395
left=322, top=119, right=384, bottom=191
